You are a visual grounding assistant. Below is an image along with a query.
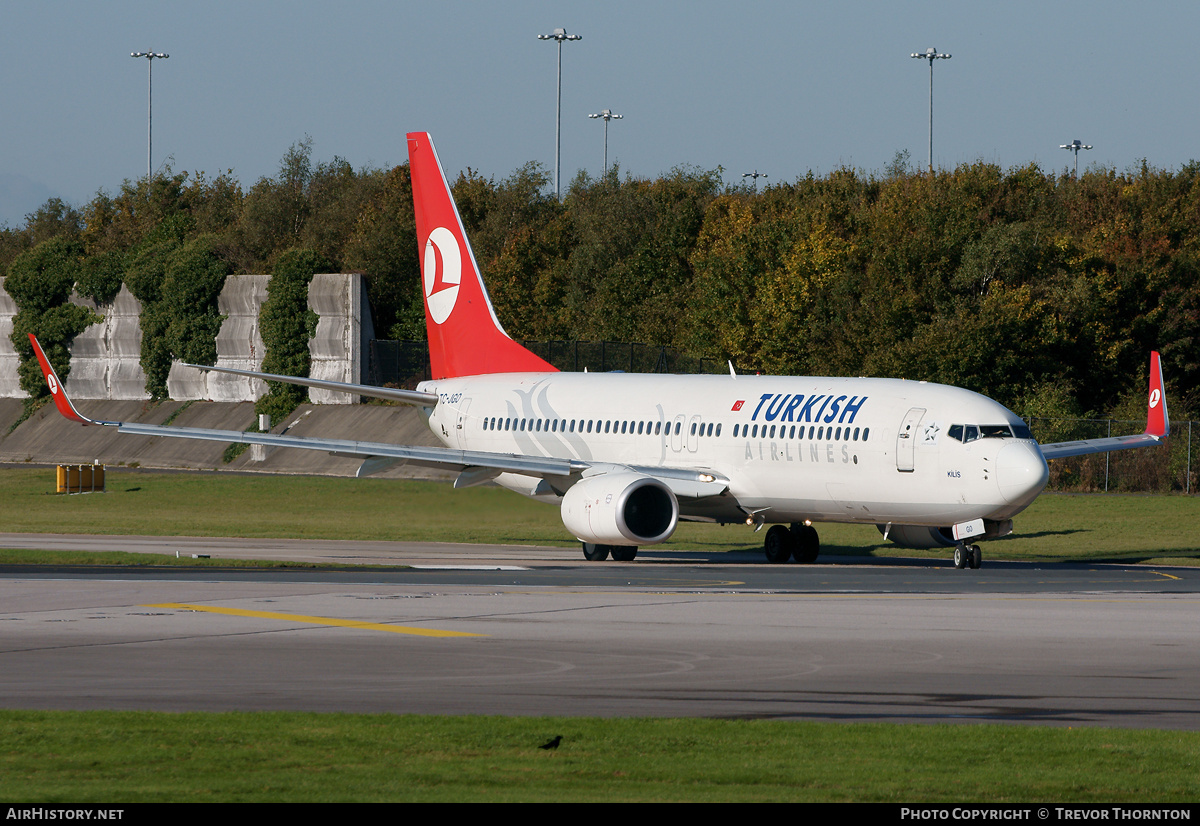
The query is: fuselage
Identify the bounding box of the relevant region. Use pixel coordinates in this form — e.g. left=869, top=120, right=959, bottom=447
left=418, top=371, right=1051, bottom=530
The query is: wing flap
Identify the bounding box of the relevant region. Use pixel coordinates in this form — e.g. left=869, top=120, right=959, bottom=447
left=114, top=421, right=578, bottom=477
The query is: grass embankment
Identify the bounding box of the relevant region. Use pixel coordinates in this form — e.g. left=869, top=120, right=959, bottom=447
left=3, top=712, right=1198, bottom=803
left=0, top=467, right=1197, bottom=565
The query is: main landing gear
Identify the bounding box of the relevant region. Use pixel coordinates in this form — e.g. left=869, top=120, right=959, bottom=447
left=953, top=543, right=982, bottom=569
left=763, top=523, right=820, bottom=564
left=582, top=543, right=638, bottom=561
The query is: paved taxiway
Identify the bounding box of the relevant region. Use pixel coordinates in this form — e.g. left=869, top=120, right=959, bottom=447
left=2, top=533, right=1198, bottom=728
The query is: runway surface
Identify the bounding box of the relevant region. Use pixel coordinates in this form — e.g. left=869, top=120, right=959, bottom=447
left=2, top=533, right=1198, bottom=728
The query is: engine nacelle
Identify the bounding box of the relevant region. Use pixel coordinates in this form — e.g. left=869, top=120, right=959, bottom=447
left=561, top=473, right=679, bottom=546
left=877, top=524, right=957, bottom=549
left=878, top=519, right=1014, bottom=548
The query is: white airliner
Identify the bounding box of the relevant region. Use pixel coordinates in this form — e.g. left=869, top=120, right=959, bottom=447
left=29, top=132, right=1171, bottom=569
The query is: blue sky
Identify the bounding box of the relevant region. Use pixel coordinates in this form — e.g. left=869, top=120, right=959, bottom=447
left=2, top=0, right=1197, bottom=227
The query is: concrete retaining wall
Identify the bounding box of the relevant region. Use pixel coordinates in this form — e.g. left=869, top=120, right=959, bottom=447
left=0, top=273, right=375, bottom=403
left=0, top=397, right=447, bottom=480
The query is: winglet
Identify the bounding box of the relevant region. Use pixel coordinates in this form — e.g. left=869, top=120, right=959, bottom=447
left=1146, top=350, right=1169, bottom=438
left=27, top=334, right=102, bottom=426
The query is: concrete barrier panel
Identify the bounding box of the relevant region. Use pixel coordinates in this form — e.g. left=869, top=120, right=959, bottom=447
left=308, top=273, right=375, bottom=403
left=65, top=285, right=150, bottom=400
left=0, top=277, right=24, bottom=399
left=168, top=275, right=269, bottom=401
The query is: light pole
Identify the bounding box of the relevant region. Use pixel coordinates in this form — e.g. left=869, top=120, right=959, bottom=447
left=910, top=47, right=950, bottom=173
left=742, top=170, right=768, bottom=192
left=588, top=109, right=622, bottom=175
left=131, top=50, right=169, bottom=180
left=538, top=28, right=582, bottom=199
left=1059, top=139, right=1092, bottom=178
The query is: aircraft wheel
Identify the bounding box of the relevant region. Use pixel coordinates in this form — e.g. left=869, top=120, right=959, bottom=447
left=968, top=545, right=982, bottom=569
left=792, top=524, right=820, bottom=564
left=764, top=525, right=793, bottom=563
left=582, top=543, right=610, bottom=561
left=953, top=545, right=967, bottom=569
left=610, top=546, right=638, bottom=561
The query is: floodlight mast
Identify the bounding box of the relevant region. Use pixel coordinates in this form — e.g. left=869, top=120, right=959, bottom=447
left=131, top=51, right=169, bottom=180
left=1059, top=139, right=1093, bottom=178
left=742, top=170, right=768, bottom=193
left=588, top=109, right=622, bottom=174
left=910, top=47, right=950, bottom=172
left=538, top=28, right=582, bottom=199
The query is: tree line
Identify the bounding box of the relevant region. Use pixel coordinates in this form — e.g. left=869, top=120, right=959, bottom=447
left=3, top=139, right=1198, bottom=426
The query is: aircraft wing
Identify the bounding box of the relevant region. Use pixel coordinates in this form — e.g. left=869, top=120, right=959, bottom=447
left=28, top=334, right=728, bottom=496
left=1038, top=351, right=1169, bottom=461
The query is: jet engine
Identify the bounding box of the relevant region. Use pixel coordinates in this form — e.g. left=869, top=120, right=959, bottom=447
left=561, top=472, right=679, bottom=546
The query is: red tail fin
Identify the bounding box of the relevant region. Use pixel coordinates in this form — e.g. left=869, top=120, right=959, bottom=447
left=1146, top=350, right=1169, bottom=438
left=406, top=132, right=557, bottom=380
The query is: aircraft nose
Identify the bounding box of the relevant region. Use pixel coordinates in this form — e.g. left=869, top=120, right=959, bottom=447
left=996, top=440, right=1050, bottom=505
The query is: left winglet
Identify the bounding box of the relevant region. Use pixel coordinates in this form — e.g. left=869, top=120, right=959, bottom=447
left=27, top=334, right=116, bottom=426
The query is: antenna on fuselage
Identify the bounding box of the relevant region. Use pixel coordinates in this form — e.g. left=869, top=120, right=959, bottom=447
left=728, top=360, right=737, bottom=378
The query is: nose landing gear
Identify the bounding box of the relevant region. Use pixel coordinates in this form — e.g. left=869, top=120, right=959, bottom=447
left=953, top=543, right=982, bottom=569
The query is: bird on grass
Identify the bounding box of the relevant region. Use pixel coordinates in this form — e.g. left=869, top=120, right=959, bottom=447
left=539, top=735, right=563, bottom=750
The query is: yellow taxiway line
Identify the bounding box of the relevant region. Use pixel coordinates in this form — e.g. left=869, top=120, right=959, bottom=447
left=146, top=603, right=484, bottom=637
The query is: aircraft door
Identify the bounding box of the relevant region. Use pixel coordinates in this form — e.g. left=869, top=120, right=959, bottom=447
left=896, top=407, right=925, bottom=472
left=455, top=398, right=472, bottom=448
left=687, top=415, right=702, bottom=452
left=670, top=414, right=685, bottom=452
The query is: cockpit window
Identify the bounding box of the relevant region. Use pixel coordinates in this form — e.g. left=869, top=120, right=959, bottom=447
left=948, top=423, right=1031, bottom=443
left=979, top=424, right=1012, bottom=439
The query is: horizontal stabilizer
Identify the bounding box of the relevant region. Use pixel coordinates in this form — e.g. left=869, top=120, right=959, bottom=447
left=182, top=363, right=439, bottom=406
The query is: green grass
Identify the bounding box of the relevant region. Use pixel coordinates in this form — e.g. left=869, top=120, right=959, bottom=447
left=1, top=712, right=1197, bottom=803
left=0, top=467, right=1197, bottom=564
left=0, top=548, right=387, bottom=568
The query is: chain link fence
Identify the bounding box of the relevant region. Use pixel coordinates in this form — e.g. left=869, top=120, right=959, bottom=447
left=367, top=340, right=1195, bottom=494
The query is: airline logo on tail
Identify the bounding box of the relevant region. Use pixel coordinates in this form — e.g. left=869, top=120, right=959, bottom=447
left=423, top=226, right=461, bottom=325
left=407, top=131, right=557, bottom=379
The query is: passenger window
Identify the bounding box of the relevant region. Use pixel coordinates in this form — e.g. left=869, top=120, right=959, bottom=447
left=863, top=427, right=869, bottom=441
left=716, top=423, right=721, bottom=437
